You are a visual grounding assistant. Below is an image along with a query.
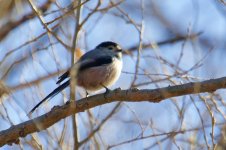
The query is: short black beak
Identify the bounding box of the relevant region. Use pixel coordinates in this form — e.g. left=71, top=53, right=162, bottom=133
left=117, top=49, right=123, bottom=52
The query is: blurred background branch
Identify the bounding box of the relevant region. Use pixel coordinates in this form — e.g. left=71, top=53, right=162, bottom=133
left=0, top=0, right=226, bottom=149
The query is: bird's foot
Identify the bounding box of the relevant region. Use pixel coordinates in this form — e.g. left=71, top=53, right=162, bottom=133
left=101, top=84, right=111, bottom=99
left=85, top=91, right=90, bottom=98
left=101, top=84, right=111, bottom=94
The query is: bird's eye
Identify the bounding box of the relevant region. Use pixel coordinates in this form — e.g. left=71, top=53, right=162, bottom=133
left=108, top=47, right=113, bottom=50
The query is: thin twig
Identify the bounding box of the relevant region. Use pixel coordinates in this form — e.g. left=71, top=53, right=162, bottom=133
left=70, top=0, right=83, bottom=149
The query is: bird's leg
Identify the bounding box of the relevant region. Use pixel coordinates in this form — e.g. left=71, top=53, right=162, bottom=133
left=101, top=84, right=111, bottom=94
left=85, top=90, right=89, bottom=98
left=101, top=84, right=111, bottom=99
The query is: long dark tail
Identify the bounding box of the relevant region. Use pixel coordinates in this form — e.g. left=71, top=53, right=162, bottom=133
left=29, top=80, right=70, bottom=115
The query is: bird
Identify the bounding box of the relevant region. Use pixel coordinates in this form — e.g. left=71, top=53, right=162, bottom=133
left=29, top=41, right=123, bottom=114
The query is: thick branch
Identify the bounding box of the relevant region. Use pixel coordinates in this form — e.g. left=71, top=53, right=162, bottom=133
left=1, top=77, right=226, bottom=147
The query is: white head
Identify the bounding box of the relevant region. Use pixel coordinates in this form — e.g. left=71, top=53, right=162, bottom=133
left=96, top=41, right=123, bottom=59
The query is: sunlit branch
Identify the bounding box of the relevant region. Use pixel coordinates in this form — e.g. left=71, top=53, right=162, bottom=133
left=0, top=76, right=226, bottom=147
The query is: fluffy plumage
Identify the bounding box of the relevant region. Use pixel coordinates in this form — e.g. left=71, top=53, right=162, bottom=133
left=29, top=41, right=123, bottom=114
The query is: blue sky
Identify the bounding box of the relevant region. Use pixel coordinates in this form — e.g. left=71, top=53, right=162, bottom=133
left=0, top=0, right=226, bottom=149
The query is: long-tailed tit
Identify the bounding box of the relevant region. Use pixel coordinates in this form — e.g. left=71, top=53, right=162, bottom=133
left=29, top=41, right=123, bottom=114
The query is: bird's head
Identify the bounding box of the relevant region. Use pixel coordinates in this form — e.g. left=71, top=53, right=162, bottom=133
left=96, top=41, right=122, bottom=53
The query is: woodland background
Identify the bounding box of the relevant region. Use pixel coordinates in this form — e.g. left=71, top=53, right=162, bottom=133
left=0, top=0, right=226, bottom=149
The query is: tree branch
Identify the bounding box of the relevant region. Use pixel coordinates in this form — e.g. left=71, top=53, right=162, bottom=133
left=0, top=0, right=53, bottom=42
left=1, top=77, right=226, bottom=147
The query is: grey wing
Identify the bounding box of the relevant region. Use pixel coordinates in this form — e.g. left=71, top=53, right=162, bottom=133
left=56, top=49, right=104, bottom=84
left=56, top=51, right=91, bottom=84
left=78, top=56, right=113, bottom=71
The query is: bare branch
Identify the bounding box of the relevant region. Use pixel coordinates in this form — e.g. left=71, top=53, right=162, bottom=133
left=0, top=0, right=53, bottom=42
